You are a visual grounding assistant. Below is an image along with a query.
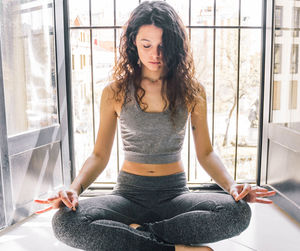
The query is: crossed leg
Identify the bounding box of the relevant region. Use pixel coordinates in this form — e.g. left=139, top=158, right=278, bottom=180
left=133, top=192, right=251, bottom=246
left=52, top=192, right=251, bottom=250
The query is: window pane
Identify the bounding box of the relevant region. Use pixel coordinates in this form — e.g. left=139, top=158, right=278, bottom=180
left=91, top=0, right=114, bottom=26
left=69, top=0, right=90, bottom=27
left=1, top=0, right=58, bottom=136
left=272, top=1, right=300, bottom=132
left=215, top=29, right=239, bottom=179
left=216, top=0, right=239, bottom=26
left=191, top=0, right=214, bottom=26
left=292, top=7, right=300, bottom=37
left=290, top=44, right=298, bottom=74
left=70, top=29, right=94, bottom=174
left=289, top=81, right=298, bottom=110
left=275, top=6, right=283, bottom=37
left=236, top=29, right=261, bottom=181
left=274, top=44, right=282, bottom=74
left=116, top=0, right=139, bottom=26
left=190, top=29, right=214, bottom=182
left=166, top=0, right=189, bottom=26
left=92, top=29, right=118, bottom=182
left=241, top=0, right=262, bottom=26
left=272, top=81, right=281, bottom=111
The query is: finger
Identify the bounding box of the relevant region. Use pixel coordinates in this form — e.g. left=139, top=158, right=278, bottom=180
left=59, top=190, right=73, bottom=209
left=48, top=195, right=60, bottom=201
left=231, top=191, right=239, bottom=200
left=35, top=206, right=53, bottom=214
left=235, top=184, right=251, bottom=201
left=254, top=187, right=269, bottom=192
left=34, top=199, right=51, bottom=204
left=255, top=197, right=273, bottom=204
left=71, top=197, right=79, bottom=207
left=256, top=191, right=276, bottom=197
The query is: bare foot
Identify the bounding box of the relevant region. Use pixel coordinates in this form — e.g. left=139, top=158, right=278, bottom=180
left=175, top=245, right=213, bottom=251
left=129, top=223, right=141, bottom=229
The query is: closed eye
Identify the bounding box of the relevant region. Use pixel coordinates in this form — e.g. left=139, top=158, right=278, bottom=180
left=143, top=45, right=151, bottom=48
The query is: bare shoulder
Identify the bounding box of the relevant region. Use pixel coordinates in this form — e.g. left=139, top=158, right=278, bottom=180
left=101, top=82, right=124, bottom=116
left=190, top=82, right=207, bottom=116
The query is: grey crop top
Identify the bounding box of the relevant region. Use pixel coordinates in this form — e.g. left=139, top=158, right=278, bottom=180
left=119, top=85, right=189, bottom=164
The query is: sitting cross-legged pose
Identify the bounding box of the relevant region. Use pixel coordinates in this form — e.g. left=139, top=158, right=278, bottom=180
left=35, top=1, right=276, bottom=250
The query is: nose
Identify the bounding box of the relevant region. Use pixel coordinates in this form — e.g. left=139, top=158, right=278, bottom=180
left=150, top=46, right=161, bottom=59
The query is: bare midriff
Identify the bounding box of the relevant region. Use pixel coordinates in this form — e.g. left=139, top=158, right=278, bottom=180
left=121, top=160, right=185, bottom=176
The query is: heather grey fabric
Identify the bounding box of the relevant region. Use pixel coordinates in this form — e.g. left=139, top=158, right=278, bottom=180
left=52, top=171, right=251, bottom=250
left=119, top=84, right=189, bottom=164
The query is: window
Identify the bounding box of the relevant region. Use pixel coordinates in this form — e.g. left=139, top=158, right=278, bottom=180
left=292, top=7, right=300, bottom=37
left=68, top=0, right=263, bottom=183
left=72, top=54, right=75, bottom=70
left=275, top=6, right=283, bottom=37
left=289, top=81, right=298, bottom=110
left=272, top=81, right=281, bottom=110
left=290, top=44, right=299, bottom=74
left=274, top=44, right=282, bottom=74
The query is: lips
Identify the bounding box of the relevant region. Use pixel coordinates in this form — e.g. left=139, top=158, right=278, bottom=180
left=149, top=62, right=160, bottom=64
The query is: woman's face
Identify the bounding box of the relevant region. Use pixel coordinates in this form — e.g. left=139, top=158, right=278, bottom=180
left=135, top=24, right=164, bottom=74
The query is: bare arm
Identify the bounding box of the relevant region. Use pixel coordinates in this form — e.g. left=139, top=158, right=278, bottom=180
left=190, top=92, right=235, bottom=193
left=70, top=84, right=118, bottom=195
left=35, top=84, right=119, bottom=212
left=190, top=89, right=276, bottom=203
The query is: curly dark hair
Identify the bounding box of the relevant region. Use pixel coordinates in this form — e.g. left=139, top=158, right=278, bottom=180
left=111, top=0, right=205, bottom=121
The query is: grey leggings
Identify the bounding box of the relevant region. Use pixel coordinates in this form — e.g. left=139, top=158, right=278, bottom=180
left=52, top=171, right=251, bottom=251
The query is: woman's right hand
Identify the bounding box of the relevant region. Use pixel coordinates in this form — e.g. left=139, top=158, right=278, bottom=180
left=34, top=189, right=79, bottom=214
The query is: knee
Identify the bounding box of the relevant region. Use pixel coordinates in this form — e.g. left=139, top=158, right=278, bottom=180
left=52, top=208, right=69, bottom=240
left=229, top=199, right=252, bottom=234
left=52, top=207, right=83, bottom=243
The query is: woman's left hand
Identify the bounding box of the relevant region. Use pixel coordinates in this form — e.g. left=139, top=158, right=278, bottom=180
left=230, top=183, right=276, bottom=204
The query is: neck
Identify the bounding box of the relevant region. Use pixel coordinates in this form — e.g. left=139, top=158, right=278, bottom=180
left=142, top=75, right=163, bottom=83
left=141, top=67, right=164, bottom=83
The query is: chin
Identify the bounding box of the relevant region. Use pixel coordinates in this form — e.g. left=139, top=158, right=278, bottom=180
left=146, top=64, right=163, bottom=72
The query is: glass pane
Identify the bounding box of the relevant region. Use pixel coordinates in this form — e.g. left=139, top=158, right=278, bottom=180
left=216, top=0, right=239, bottom=26
left=271, top=1, right=300, bottom=132
left=116, top=0, right=139, bottom=26
left=292, top=7, right=300, bottom=37
left=70, top=29, right=94, bottom=175
left=274, top=6, right=283, bottom=37
left=10, top=143, right=63, bottom=213
left=69, top=0, right=90, bottom=27
left=92, top=29, right=118, bottom=182
left=1, top=0, right=58, bottom=136
left=166, top=0, right=189, bottom=26
left=236, top=29, right=261, bottom=181
left=241, top=0, right=262, bottom=26
left=190, top=29, right=214, bottom=182
left=91, top=0, right=114, bottom=26
left=191, top=0, right=214, bottom=26
left=214, top=29, right=239, bottom=179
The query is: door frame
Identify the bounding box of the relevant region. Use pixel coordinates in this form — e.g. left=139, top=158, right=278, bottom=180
left=260, top=0, right=300, bottom=222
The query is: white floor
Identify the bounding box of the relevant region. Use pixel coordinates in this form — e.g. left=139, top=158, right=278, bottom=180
left=0, top=202, right=299, bottom=251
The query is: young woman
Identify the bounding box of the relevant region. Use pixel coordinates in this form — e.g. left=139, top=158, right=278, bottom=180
left=36, top=1, right=275, bottom=250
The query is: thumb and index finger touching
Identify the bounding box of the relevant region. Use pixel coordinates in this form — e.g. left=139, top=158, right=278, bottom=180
left=231, top=183, right=252, bottom=201
left=34, top=189, right=79, bottom=214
